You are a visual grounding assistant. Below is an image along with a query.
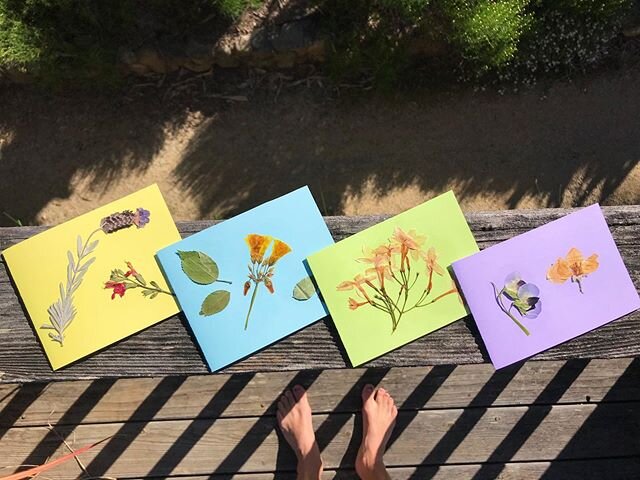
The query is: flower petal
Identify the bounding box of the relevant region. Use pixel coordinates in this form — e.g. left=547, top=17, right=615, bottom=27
left=525, top=301, right=542, bottom=318
left=518, top=283, right=540, bottom=300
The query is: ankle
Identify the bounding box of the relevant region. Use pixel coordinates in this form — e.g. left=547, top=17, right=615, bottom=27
left=297, top=444, right=323, bottom=479
left=356, top=448, right=386, bottom=480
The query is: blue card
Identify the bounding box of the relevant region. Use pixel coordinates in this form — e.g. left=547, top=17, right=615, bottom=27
left=156, top=186, right=334, bottom=371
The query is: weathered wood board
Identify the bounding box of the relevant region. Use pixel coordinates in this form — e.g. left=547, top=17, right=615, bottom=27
left=1, top=359, right=639, bottom=479
left=0, top=207, right=638, bottom=383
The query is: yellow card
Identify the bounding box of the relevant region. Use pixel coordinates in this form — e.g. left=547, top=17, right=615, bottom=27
left=2, top=184, right=181, bottom=370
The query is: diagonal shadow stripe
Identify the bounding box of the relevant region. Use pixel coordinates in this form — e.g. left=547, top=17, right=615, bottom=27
left=408, top=363, right=523, bottom=480
left=470, top=359, right=590, bottom=480
left=147, top=372, right=256, bottom=477
left=316, top=367, right=390, bottom=469
left=387, top=364, right=457, bottom=449
left=20, top=378, right=115, bottom=467
left=85, top=375, right=187, bottom=477
left=213, top=370, right=321, bottom=476
left=541, top=358, right=640, bottom=480
left=0, top=383, right=47, bottom=439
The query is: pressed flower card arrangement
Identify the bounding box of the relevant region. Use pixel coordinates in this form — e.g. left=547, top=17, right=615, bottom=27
left=307, top=191, right=478, bottom=367
left=156, top=186, right=334, bottom=371
left=2, top=185, right=181, bottom=370
left=452, top=204, right=640, bottom=369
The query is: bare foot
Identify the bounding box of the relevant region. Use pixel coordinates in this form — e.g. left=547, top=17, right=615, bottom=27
left=277, top=385, right=323, bottom=480
left=356, top=385, right=398, bottom=480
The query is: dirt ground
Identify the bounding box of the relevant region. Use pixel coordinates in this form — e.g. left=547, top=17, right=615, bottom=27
left=0, top=68, right=639, bottom=227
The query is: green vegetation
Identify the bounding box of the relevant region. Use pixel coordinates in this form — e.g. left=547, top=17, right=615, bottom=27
left=321, top=0, right=632, bottom=87
left=0, top=0, right=261, bottom=85
left=0, top=0, right=634, bottom=88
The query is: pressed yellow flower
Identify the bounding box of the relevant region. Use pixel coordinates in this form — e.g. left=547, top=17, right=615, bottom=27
left=266, top=238, right=292, bottom=265
left=245, top=234, right=272, bottom=263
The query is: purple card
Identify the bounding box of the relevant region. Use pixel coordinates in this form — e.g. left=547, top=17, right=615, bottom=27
left=452, top=205, right=640, bottom=369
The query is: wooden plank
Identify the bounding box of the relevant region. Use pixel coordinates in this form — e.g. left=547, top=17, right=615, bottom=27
left=1, top=403, right=639, bottom=477
left=0, top=359, right=638, bottom=427
left=0, top=207, right=638, bottom=383
left=130, top=457, right=640, bottom=479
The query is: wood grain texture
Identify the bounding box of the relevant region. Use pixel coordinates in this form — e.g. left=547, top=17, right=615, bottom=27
left=2, top=403, right=639, bottom=477
left=0, top=206, right=638, bottom=383
left=0, top=358, right=637, bottom=428
left=119, top=458, right=640, bottom=479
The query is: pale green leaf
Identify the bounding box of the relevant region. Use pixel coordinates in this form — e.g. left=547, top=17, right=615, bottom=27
left=292, top=276, right=317, bottom=301
left=200, top=290, right=231, bottom=316
left=177, top=250, right=219, bottom=285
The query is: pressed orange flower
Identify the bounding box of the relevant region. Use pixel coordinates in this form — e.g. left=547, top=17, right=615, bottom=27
left=391, top=227, right=427, bottom=271
left=337, top=274, right=375, bottom=302
left=266, top=238, right=292, bottom=265
left=349, top=297, right=368, bottom=310
left=392, top=228, right=426, bottom=255
left=547, top=247, right=599, bottom=293
left=245, top=234, right=272, bottom=263
left=422, top=247, right=445, bottom=276
left=359, top=249, right=393, bottom=288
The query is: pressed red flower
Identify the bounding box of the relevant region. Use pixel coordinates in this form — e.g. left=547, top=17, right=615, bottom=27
left=124, top=261, right=138, bottom=278
left=105, top=281, right=127, bottom=300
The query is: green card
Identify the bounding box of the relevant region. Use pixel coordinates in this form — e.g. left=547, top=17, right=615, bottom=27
left=307, top=191, right=478, bottom=366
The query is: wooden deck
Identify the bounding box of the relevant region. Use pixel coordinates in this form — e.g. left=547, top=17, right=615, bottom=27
left=1, top=207, right=639, bottom=478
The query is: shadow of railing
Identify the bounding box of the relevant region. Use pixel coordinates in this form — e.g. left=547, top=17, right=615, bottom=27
left=18, top=379, right=116, bottom=468
left=0, top=383, right=47, bottom=440
left=469, top=359, right=590, bottom=479
left=541, top=358, right=640, bottom=479
left=7, top=357, right=640, bottom=478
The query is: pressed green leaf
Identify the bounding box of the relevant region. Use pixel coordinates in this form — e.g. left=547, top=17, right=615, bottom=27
left=134, top=272, right=147, bottom=286
left=200, top=290, right=231, bottom=316
left=177, top=250, right=219, bottom=285
left=292, top=276, right=317, bottom=301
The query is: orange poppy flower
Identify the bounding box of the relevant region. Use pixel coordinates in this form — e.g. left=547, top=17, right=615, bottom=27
left=547, top=247, right=599, bottom=293
left=266, top=238, right=292, bottom=265
left=245, top=234, right=272, bottom=263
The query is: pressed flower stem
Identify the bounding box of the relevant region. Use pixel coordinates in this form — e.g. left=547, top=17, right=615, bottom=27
left=491, top=283, right=530, bottom=336
left=126, top=277, right=174, bottom=296
left=244, top=282, right=259, bottom=330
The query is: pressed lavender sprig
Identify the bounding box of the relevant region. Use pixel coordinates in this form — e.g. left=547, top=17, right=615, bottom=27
left=42, top=207, right=151, bottom=346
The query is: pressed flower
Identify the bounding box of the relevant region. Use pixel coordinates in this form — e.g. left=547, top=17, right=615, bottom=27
left=349, top=297, right=368, bottom=310
left=547, top=247, right=599, bottom=293
left=124, top=261, right=138, bottom=277
left=511, top=283, right=542, bottom=319
left=133, top=208, right=151, bottom=228
left=392, top=227, right=427, bottom=259
left=105, top=281, right=127, bottom=300
left=359, top=250, right=393, bottom=288
left=243, top=233, right=292, bottom=329
left=492, top=272, right=543, bottom=336
left=267, top=239, right=292, bottom=265
left=245, top=234, right=272, bottom=263
left=422, top=247, right=445, bottom=276
left=337, top=227, right=455, bottom=333
left=265, top=277, right=275, bottom=294
left=100, top=207, right=151, bottom=234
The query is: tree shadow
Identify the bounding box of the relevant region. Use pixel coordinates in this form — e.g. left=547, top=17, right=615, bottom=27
left=1, top=67, right=639, bottom=226
left=172, top=70, right=640, bottom=219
